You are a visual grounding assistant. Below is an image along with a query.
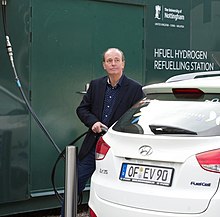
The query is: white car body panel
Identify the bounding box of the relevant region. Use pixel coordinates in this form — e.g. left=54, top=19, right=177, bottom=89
left=143, top=76, right=220, bottom=94
left=91, top=130, right=220, bottom=214
left=89, top=190, right=220, bottom=217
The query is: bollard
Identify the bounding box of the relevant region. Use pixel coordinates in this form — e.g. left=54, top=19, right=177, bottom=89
left=65, top=146, right=78, bottom=217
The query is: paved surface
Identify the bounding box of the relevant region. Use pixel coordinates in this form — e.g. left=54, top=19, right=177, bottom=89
left=76, top=204, right=89, bottom=217
left=9, top=205, right=89, bottom=217
left=44, top=205, right=90, bottom=217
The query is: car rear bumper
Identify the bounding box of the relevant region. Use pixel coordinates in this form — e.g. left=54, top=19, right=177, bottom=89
left=89, top=184, right=220, bottom=217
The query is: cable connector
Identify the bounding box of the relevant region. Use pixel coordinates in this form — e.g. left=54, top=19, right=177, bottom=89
left=6, top=35, right=14, bottom=62
left=5, top=35, right=18, bottom=81
left=2, top=0, right=7, bottom=6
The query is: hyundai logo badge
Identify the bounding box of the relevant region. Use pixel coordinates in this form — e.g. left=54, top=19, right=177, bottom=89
left=139, top=145, right=153, bottom=156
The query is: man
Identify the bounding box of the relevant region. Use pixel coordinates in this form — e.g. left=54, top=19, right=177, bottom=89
left=61, top=48, right=143, bottom=217
left=76, top=48, right=144, bottom=193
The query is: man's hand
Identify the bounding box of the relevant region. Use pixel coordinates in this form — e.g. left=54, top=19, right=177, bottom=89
left=92, top=122, right=108, bottom=133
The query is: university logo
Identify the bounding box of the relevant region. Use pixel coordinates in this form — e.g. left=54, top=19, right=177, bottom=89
left=155, top=5, right=162, bottom=20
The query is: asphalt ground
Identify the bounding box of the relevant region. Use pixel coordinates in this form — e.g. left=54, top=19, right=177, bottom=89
left=8, top=204, right=89, bottom=217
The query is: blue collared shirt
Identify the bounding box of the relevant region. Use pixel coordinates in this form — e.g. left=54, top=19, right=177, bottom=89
left=101, top=75, right=124, bottom=125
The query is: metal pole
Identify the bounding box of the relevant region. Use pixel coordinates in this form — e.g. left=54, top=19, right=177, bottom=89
left=65, top=146, right=78, bottom=217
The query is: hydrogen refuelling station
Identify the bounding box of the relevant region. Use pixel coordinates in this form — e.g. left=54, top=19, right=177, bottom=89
left=0, top=0, right=220, bottom=215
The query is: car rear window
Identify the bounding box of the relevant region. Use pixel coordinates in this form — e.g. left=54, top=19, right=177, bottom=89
left=113, top=94, right=220, bottom=136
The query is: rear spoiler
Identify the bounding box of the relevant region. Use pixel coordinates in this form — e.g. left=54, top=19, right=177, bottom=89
left=166, top=71, right=220, bottom=83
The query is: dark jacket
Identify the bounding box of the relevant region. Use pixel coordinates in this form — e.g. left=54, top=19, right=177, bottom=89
left=76, top=75, right=144, bottom=160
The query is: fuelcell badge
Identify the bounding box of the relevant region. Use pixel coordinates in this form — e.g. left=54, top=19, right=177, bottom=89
left=190, top=181, right=211, bottom=187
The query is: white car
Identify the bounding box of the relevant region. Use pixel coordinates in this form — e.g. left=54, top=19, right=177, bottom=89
left=88, top=71, right=220, bottom=217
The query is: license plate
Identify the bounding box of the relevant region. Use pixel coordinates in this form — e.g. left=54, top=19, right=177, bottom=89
left=119, top=163, right=174, bottom=187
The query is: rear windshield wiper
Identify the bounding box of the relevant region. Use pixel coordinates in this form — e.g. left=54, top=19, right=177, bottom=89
left=149, top=125, right=197, bottom=135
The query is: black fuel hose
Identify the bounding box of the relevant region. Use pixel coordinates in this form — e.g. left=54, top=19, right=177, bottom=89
left=1, top=1, right=66, bottom=202
left=51, top=130, right=88, bottom=203
left=1, top=1, right=63, bottom=157
left=1, top=1, right=107, bottom=204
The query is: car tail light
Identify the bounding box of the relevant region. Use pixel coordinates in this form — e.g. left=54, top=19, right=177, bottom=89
left=196, top=149, right=220, bottom=173
left=89, top=208, right=97, bottom=217
left=172, top=88, right=204, bottom=98
left=96, top=137, right=110, bottom=160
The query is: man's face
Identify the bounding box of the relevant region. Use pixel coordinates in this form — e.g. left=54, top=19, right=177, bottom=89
left=103, top=49, right=125, bottom=76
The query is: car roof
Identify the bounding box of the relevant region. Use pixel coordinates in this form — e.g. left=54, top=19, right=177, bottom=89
left=143, top=71, right=220, bottom=94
